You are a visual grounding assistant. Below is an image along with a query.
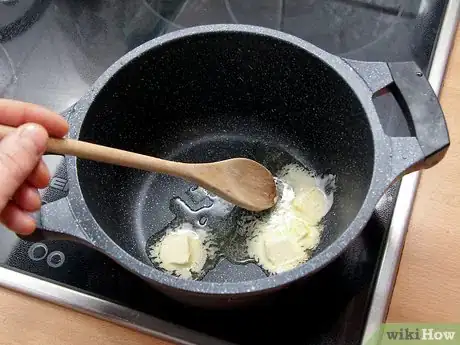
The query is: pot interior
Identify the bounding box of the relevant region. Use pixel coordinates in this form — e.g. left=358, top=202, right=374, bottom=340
left=76, top=30, right=375, bottom=282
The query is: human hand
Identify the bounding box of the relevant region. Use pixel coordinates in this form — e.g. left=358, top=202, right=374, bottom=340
left=0, top=99, right=69, bottom=235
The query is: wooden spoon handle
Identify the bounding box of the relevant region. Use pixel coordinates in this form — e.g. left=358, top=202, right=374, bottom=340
left=0, top=124, right=187, bottom=176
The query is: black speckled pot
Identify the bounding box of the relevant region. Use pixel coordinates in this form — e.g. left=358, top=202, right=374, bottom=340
left=23, top=25, right=449, bottom=308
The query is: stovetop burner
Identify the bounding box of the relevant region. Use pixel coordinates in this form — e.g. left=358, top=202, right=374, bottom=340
left=0, top=1, right=455, bottom=344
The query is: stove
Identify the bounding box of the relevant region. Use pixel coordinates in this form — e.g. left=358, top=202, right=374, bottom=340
left=0, top=1, right=458, bottom=344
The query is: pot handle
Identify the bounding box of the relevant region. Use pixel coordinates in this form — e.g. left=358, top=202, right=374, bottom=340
left=386, top=61, right=449, bottom=171
left=346, top=59, right=449, bottom=177
left=18, top=157, right=89, bottom=244
left=24, top=199, right=89, bottom=244
left=17, top=106, right=90, bottom=245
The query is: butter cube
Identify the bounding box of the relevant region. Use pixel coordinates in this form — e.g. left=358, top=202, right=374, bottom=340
left=159, top=233, right=191, bottom=265
left=292, top=188, right=327, bottom=224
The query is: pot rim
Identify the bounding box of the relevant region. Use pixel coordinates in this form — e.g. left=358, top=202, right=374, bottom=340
left=65, top=24, right=391, bottom=296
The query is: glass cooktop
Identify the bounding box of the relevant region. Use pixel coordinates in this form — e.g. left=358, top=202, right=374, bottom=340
left=0, top=1, right=452, bottom=344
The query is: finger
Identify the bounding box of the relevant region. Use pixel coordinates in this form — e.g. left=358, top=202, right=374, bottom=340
left=0, top=99, right=68, bottom=138
left=0, top=202, right=36, bottom=235
left=27, top=160, right=50, bottom=189
left=0, top=123, right=48, bottom=212
left=13, top=183, right=41, bottom=212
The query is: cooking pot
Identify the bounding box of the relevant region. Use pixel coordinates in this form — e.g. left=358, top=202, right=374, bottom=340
left=22, top=24, right=449, bottom=308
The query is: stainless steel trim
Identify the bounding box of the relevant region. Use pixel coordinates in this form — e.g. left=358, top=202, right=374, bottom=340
left=361, top=1, right=460, bottom=344
left=0, top=266, right=234, bottom=345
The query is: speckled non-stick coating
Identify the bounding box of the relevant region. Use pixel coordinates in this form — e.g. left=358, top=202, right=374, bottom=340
left=50, top=25, right=429, bottom=306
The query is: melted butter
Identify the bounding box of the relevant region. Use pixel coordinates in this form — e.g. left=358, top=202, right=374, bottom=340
left=146, top=163, right=335, bottom=279
left=148, top=223, right=218, bottom=279
left=242, top=163, right=335, bottom=274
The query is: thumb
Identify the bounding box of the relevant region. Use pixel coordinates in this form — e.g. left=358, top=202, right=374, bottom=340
left=0, top=123, right=48, bottom=212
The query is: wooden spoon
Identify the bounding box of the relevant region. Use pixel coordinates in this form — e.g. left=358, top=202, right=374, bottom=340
left=0, top=124, right=277, bottom=212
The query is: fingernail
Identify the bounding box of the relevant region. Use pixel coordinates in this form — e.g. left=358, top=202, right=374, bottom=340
left=17, top=124, right=48, bottom=155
